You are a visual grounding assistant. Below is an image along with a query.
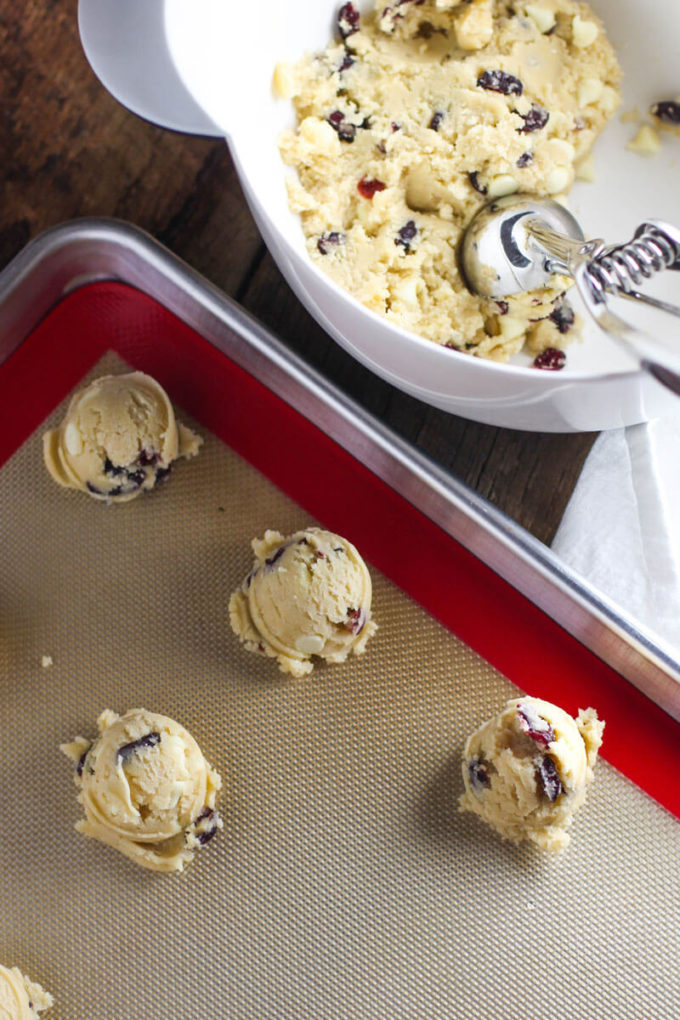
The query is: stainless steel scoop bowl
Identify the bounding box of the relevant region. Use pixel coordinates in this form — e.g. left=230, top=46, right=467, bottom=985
left=460, top=194, right=680, bottom=392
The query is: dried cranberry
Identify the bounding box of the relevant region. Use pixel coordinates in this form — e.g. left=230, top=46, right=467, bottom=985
left=193, top=807, right=220, bottom=845
left=495, top=300, right=509, bottom=315
left=327, top=110, right=356, bottom=142
left=76, top=748, right=90, bottom=777
left=357, top=176, right=386, bottom=198
left=136, top=449, right=159, bottom=467
left=517, top=103, right=549, bottom=133
left=338, top=51, right=355, bottom=73
left=337, top=2, right=360, bottom=39
left=395, top=219, right=417, bottom=252
left=117, top=731, right=161, bottom=762
left=477, top=70, right=523, bottom=96
left=468, top=757, right=490, bottom=794
left=317, top=231, right=346, bottom=254
left=536, top=755, right=562, bottom=802
left=429, top=110, right=445, bottom=131
left=532, top=348, right=566, bottom=371
left=516, top=151, right=534, bottom=168
left=468, top=171, right=487, bottom=195
left=346, top=607, right=365, bottom=634
left=651, top=100, right=680, bottom=125
left=517, top=703, right=555, bottom=746
left=265, top=545, right=287, bottom=568
left=103, top=457, right=124, bottom=477
left=549, top=301, right=575, bottom=334
left=126, top=468, right=147, bottom=488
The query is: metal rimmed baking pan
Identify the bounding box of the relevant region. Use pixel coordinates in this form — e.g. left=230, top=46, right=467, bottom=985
left=1, top=218, right=678, bottom=1019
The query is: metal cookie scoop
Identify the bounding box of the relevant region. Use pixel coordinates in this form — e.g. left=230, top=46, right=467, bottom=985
left=460, top=194, right=680, bottom=393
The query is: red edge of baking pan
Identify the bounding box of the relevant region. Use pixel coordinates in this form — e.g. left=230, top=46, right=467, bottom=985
left=2, top=280, right=678, bottom=821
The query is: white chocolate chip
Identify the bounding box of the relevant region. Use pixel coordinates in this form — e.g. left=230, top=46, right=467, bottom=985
left=455, top=0, right=493, bottom=51
left=394, top=275, right=421, bottom=310
left=572, top=15, right=598, bottom=49
left=295, top=635, right=325, bottom=655
left=299, top=117, right=341, bottom=156
left=545, top=138, right=576, bottom=163
left=272, top=62, right=296, bottom=100
left=525, top=3, right=556, bottom=34
left=498, top=315, right=527, bottom=342
left=578, top=78, right=604, bottom=108
left=599, top=85, right=621, bottom=116
left=64, top=422, right=83, bottom=456
left=627, top=124, right=661, bottom=156
left=486, top=174, right=519, bottom=199
left=545, top=166, right=572, bottom=194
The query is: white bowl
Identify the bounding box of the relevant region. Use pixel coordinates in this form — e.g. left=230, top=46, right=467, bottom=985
left=79, top=0, right=680, bottom=431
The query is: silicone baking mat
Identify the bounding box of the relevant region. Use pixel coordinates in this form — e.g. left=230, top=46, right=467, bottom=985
left=1, top=283, right=678, bottom=1018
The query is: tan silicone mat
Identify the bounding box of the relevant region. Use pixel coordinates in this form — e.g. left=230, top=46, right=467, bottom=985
left=1, top=352, right=679, bottom=1019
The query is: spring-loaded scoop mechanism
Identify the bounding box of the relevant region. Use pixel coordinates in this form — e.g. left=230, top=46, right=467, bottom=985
left=460, top=195, right=680, bottom=392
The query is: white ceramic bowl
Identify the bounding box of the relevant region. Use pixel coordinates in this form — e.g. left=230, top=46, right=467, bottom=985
left=79, top=0, right=680, bottom=430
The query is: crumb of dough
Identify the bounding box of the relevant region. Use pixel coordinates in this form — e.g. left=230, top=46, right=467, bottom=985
left=459, top=695, right=604, bottom=852
left=40, top=655, right=53, bottom=669
left=43, top=372, right=202, bottom=503
left=275, top=0, right=621, bottom=362
left=229, top=526, right=377, bottom=677
left=60, top=708, right=222, bottom=872
left=627, top=124, right=662, bottom=157
left=0, top=963, right=53, bottom=1018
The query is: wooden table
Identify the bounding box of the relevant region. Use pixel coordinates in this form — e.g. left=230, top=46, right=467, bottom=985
left=0, top=1, right=597, bottom=545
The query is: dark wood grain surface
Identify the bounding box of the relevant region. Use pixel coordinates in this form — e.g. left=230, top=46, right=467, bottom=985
left=0, top=1, right=596, bottom=544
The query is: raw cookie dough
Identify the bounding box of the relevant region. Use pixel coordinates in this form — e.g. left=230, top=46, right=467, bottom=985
left=229, top=527, right=377, bottom=677
left=459, top=695, right=604, bottom=851
left=0, top=965, right=53, bottom=1019
left=43, top=371, right=202, bottom=502
left=275, top=0, right=621, bottom=361
left=61, top=708, right=223, bottom=872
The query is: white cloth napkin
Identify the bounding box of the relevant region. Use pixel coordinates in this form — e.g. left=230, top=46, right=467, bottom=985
left=551, top=414, right=680, bottom=658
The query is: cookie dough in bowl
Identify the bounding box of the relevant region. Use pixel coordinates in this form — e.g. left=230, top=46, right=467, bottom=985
left=43, top=371, right=202, bottom=502
left=0, top=965, right=53, bottom=1019
left=229, top=527, right=377, bottom=676
left=459, top=695, right=604, bottom=851
left=275, top=0, right=621, bottom=363
left=61, top=708, right=223, bottom=872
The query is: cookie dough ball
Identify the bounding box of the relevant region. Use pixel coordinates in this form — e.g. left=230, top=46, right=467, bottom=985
left=43, top=372, right=202, bottom=502
left=459, top=696, right=604, bottom=851
left=0, top=964, right=53, bottom=1019
left=60, top=708, right=222, bottom=873
left=229, top=527, right=377, bottom=677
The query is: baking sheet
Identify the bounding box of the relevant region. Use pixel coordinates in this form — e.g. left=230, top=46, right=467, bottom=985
left=2, top=346, right=679, bottom=1019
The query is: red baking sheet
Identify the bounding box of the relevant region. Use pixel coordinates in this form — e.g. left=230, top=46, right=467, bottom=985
left=3, top=280, right=678, bottom=819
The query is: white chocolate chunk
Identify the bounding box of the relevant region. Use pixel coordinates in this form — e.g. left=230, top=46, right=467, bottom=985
left=572, top=15, right=599, bottom=48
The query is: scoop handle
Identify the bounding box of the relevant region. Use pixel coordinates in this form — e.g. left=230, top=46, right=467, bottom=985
left=526, top=218, right=680, bottom=388
left=78, top=0, right=223, bottom=137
